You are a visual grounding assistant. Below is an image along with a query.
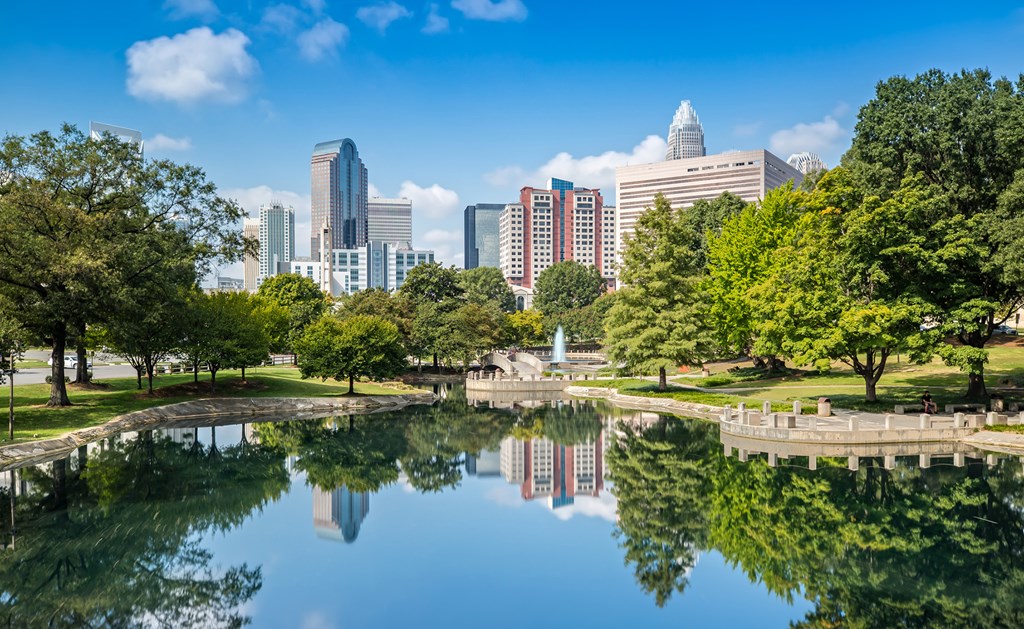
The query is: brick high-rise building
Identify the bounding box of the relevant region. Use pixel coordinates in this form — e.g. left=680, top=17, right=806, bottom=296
left=498, top=179, right=617, bottom=289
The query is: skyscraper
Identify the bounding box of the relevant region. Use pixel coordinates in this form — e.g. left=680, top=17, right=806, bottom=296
left=312, top=485, right=370, bottom=543
left=89, top=121, right=143, bottom=157
left=243, top=217, right=259, bottom=291
left=786, top=152, right=827, bottom=175
left=665, top=100, right=706, bottom=160
left=257, top=202, right=295, bottom=286
left=367, top=197, right=413, bottom=246
left=464, top=203, right=505, bottom=269
left=311, top=138, right=368, bottom=254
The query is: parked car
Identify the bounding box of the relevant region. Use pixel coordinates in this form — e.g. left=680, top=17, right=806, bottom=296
left=47, top=355, right=94, bottom=369
left=994, top=324, right=1019, bottom=336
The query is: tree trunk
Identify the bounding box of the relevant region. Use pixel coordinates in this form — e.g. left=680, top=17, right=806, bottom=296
left=47, top=325, right=71, bottom=407
left=241, top=366, right=246, bottom=382
left=135, top=366, right=143, bottom=390
left=146, top=362, right=155, bottom=396
left=51, top=459, right=68, bottom=511
left=193, top=362, right=199, bottom=383
left=658, top=366, right=667, bottom=391
left=209, top=367, right=217, bottom=393
left=433, top=352, right=439, bottom=371
left=864, top=376, right=878, bottom=403
left=76, top=339, right=89, bottom=384
left=348, top=374, right=355, bottom=394
left=967, top=372, right=987, bottom=399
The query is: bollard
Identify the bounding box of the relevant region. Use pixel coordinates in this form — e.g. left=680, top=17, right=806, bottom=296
left=954, top=412, right=965, bottom=428
left=767, top=452, right=777, bottom=467
left=723, top=443, right=731, bottom=457
left=766, top=413, right=778, bottom=428
left=738, top=449, right=748, bottom=463
left=849, top=416, right=859, bottom=431
left=739, top=410, right=749, bottom=425
left=919, top=454, right=932, bottom=469
left=987, top=454, right=998, bottom=467
left=737, top=403, right=746, bottom=412
left=762, top=401, right=772, bottom=415
left=885, top=414, right=896, bottom=430
left=808, top=416, right=817, bottom=431
left=884, top=455, right=896, bottom=470
left=954, top=452, right=965, bottom=468
left=919, top=414, right=930, bottom=429
left=808, top=455, right=817, bottom=471
left=793, top=400, right=802, bottom=415
left=848, top=456, right=859, bottom=471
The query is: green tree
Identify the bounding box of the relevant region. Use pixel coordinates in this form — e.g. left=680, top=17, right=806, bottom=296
left=606, top=194, right=713, bottom=390
left=458, top=266, right=516, bottom=312
left=686, top=191, right=748, bottom=270
left=398, top=262, right=464, bottom=369
left=434, top=303, right=504, bottom=369
left=505, top=309, right=546, bottom=347
left=180, top=291, right=271, bottom=392
left=101, top=286, right=190, bottom=394
left=338, top=288, right=413, bottom=348
left=842, top=68, right=1024, bottom=397
left=295, top=315, right=406, bottom=393
left=0, top=125, right=245, bottom=406
left=533, top=260, right=605, bottom=321
left=256, top=274, right=329, bottom=361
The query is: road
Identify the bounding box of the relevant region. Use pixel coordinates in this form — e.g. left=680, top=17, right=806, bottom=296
left=10, top=349, right=139, bottom=385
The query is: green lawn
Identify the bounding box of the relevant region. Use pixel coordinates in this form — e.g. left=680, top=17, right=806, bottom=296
left=0, top=366, right=409, bottom=444
left=583, top=379, right=795, bottom=413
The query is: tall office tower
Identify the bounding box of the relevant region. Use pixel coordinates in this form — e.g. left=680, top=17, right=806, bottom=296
left=257, top=202, right=295, bottom=286
left=367, top=197, right=413, bottom=246
left=312, top=485, right=370, bottom=543
left=786, top=152, right=827, bottom=175
left=665, top=100, right=706, bottom=161
left=464, top=203, right=505, bottom=269
left=89, top=121, right=144, bottom=157
left=616, top=149, right=802, bottom=255
left=498, top=183, right=615, bottom=289
left=311, top=138, right=368, bottom=255
left=243, top=217, right=259, bottom=291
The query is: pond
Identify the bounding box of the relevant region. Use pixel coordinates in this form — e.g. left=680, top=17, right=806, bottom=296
left=1, top=385, right=1023, bottom=627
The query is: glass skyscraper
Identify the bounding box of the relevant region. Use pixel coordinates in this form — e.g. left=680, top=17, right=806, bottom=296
left=311, top=138, right=368, bottom=254
left=665, top=100, right=706, bottom=160
left=464, top=203, right=504, bottom=269
left=367, top=197, right=413, bottom=246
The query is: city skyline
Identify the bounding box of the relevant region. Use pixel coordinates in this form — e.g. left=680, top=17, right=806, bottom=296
left=2, top=3, right=1022, bottom=272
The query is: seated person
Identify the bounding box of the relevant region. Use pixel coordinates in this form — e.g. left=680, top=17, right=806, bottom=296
left=921, top=391, right=937, bottom=414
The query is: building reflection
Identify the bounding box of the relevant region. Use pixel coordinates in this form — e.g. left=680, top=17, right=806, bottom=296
left=499, top=433, right=605, bottom=509
left=312, top=486, right=370, bottom=544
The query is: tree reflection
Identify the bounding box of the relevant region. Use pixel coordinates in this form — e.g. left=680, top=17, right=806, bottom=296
left=0, top=430, right=289, bottom=627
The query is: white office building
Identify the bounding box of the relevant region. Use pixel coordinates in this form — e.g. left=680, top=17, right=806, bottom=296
left=257, top=202, right=295, bottom=287
left=290, top=241, right=434, bottom=297
left=367, top=197, right=413, bottom=246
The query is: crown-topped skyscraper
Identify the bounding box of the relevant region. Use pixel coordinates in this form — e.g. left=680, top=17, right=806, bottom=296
left=665, top=100, right=706, bottom=161
left=311, top=138, right=368, bottom=256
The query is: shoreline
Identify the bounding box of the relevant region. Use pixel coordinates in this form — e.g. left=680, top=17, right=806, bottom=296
left=0, top=392, right=436, bottom=470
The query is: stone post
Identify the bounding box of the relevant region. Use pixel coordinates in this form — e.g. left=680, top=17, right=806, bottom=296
left=793, top=400, right=802, bottom=415
left=738, top=449, right=748, bottom=463
left=987, top=453, right=998, bottom=467
left=953, top=452, right=965, bottom=468
left=848, top=456, right=859, bottom=471
left=808, top=416, right=817, bottom=431
left=919, top=414, right=930, bottom=429
left=884, top=455, right=896, bottom=470
left=884, top=414, right=895, bottom=430
left=808, top=455, right=817, bottom=471
left=738, top=410, right=749, bottom=425
left=762, top=401, right=772, bottom=415
left=849, top=416, right=859, bottom=431
left=737, top=403, right=746, bottom=412
left=723, top=443, right=731, bottom=457
left=919, top=454, right=931, bottom=469
left=954, top=412, right=965, bottom=428
left=767, top=452, right=777, bottom=467
left=766, top=413, right=778, bottom=428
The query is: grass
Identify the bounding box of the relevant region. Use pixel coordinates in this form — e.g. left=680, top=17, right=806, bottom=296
left=0, top=366, right=410, bottom=444
left=583, top=379, right=795, bottom=413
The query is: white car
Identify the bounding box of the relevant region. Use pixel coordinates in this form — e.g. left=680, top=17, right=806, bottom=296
left=47, top=355, right=94, bottom=369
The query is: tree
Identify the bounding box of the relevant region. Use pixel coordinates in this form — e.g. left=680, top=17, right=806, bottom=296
left=842, top=68, right=1024, bottom=397
left=295, top=315, right=406, bottom=393
left=179, top=291, right=270, bottom=392
left=0, top=125, right=245, bottom=406
left=256, top=274, right=329, bottom=360
left=398, top=262, right=464, bottom=369
left=434, top=303, right=504, bottom=368
left=533, top=260, right=605, bottom=321
left=458, top=266, right=516, bottom=312
left=505, top=309, right=546, bottom=347
left=705, top=184, right=806, bottom=366
left=338, top=288, right=413, bottom=347
left=606, top=194, right=714, bottom=390
left=686, top=191, right=748, bottom=270
left=101, top=286, right=189, bottom=394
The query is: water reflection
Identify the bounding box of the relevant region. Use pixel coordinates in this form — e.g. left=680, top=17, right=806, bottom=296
left=2, top=387, right=1023, bottom=626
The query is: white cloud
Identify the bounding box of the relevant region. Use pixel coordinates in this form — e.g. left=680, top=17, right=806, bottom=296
left=546, top=492, right=618, bottom=523
left=451, top=0, right=527, bottom=21
left=398, top=181, right=460, bottom=219
left=485, top=135, right=666, bottom=192
left=484, top=485, right=525, bottom=508
left=125, top=27, right=258, bottom=105
left=163, top=0, right=219, bottom=20
left=147, top=133, right=193, bottom=152
left=422, top=4, right=449, bottom=33
left=357, top=2, right=412, bottom=33
left=368, top=182, right=383, bottom=197
left=420, top=228, right=463, bottom=267
left=769, top=115, right=848, bottom=159
left=221, top=185, right=313, bottom=258
left=297, top=18, right=349, bottom=61
left=301, top=611, right=336, bottom=629
left=302, top=0, right=327, bottom=15
left=260, top=3, right=305, bottom=34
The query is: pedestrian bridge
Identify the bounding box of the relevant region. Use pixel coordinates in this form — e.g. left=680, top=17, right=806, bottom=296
left=477, top=351, right=546, bottom=376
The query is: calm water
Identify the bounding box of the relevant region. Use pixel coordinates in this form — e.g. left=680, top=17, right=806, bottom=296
left=2, top=385, right=1023, bottom=628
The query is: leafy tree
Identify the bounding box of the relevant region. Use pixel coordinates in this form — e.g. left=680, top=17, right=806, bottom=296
left=533, top=260, right=605, bottom=321
left=256, top=274, right=329, bottom=360
left=434, top=303, right=504, bottom=368
left=842, top=68, right=1024, bottom=397
left=338, top=288, right=413, bottom=348
left=705, top=184, right=805, bottom=366
left=101, top=286, right=190, bottom=394
left=458, top=266, right=516, bottom=312
left=0, top=125, right=245, bottom=406
left=505, top=309, right=546, bottom=347
left=685, top=191, right=748, bottom=270
left=181, top=291, right=271, bottom=392
left=606, top=194, right=714, bottom=390
left=295, top=315, right=406, bottom=393
left=398, top=262, right=464, bottom=369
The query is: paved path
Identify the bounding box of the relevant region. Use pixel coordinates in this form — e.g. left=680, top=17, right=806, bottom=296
left=11, top=364, right=140, bottom=385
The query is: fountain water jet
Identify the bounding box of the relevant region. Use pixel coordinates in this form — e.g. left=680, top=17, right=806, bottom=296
left=552, top=325, right=566, bottom=366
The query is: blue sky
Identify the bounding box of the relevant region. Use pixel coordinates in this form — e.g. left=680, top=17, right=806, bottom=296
left=2, top=1, right=1023, bottom=274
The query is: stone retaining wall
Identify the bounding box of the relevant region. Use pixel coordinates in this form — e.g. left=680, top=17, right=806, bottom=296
left=0, top=393, right=436, bottom=470
left=566, top=386, right=721, bottom=420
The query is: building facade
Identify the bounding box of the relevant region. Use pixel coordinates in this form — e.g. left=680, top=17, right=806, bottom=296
left=311, top=138, right=368, bottom=254
left=786, top=151, right=827, bottom=175
left=498, top=181, right=616, bottom=289
left=89, top=121, right=144, bottom=156
left=257, top=202, right=295, bottom=287
left=665, top=101, right=705, bottom=161
left=499, top=430, right=605, bottom=509
left=243, top=217, right=259, bottom=291
left=289, top=241, right=435, bottom=297
left=616, top=149, right=803, bottom=252
left=367, top=197, right=413, bottom=246
left=463, top=203, right=505, bottom=269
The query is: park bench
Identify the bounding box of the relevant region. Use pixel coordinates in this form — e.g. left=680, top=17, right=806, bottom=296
left=894, top=404, right=925, bottom=415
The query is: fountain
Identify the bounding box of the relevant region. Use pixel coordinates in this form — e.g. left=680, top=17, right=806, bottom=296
left=551, top=325, right=566, bottom=367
